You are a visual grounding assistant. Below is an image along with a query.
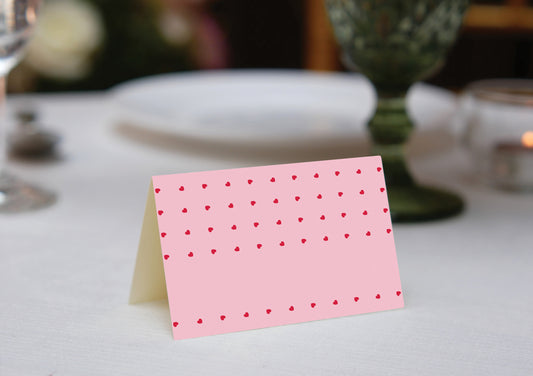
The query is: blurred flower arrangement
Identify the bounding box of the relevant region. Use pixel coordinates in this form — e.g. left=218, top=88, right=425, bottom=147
left=9, top=0, right=227, bottom=92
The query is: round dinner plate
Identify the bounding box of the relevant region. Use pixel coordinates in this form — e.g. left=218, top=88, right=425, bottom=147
left=111, top=70, right=457, bottom=147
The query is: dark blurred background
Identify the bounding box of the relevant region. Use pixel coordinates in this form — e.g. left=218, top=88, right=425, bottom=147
left=9, top=0, right=533, bottom=93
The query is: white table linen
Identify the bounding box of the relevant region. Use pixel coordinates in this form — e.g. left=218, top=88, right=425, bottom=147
left=1, top=93, right=532, bottom=375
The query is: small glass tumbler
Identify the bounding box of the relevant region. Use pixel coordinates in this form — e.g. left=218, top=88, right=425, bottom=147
left=461, top=79, right=533, bottom=192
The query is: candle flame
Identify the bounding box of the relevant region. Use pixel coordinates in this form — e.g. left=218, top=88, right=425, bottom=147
left=522, top=131, right=533, bottom=148
left=26, top=7, right=36, bottom=25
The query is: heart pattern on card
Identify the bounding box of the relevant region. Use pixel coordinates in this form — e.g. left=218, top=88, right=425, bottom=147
left=151, top=156, right=400, bottom=339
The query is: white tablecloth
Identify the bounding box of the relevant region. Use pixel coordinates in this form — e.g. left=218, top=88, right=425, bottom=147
left=1, top=93, right=532, bottom=375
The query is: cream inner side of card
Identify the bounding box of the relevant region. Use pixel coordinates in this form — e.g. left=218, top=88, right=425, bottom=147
left=129, top=181, right=168, bottom=304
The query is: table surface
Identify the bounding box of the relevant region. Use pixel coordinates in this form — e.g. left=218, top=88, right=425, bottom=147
left=1, top=92, right=532, bottom=376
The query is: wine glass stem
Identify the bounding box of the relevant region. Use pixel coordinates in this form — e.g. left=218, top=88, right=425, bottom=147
left=0, top=75, right=6, bottom=176
left=368, top=92, right=415, bottom=186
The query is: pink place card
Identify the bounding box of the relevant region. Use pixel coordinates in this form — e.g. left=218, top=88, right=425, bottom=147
left=129, top=156, right=403, bottom=340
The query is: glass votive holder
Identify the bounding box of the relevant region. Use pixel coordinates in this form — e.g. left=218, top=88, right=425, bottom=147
left=461, top=79, right=533, bottom=192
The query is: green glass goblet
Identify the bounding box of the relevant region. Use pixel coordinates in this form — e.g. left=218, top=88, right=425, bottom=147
left=325, top=0, right=469, bottom=222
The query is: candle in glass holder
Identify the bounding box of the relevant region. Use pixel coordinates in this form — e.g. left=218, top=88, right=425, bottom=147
left=491, top=132, right=533, bottom=191
left=462, top=79, right=533, bottom=191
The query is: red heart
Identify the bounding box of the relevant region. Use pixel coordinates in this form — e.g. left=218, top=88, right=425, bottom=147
left=341, top=213, right=346, bottom=218
left=292, top=175, right=297, bottom=180
left=205, top=205, right=211, bottom=211
left=295, top=196, right=300, bottom=201
left=231, top=225, right=237, bottom=230
left=257, top=244, right=262, bottom=249
left=225, top=181, right=231, bottom=187
left=234, top=246, right=240, bottom=252
left=356, top=169, right=361, bottom=174
left=314, top=173, right=319, bottom=178
left=211, top=249, right=216, bottom=254
left=376, top=294, right=381, bottom=299
left=301, top=238, right=307, bottom=244
left=387, top=229, right=392, bottom=234
left=270, top=177, right=275, bottom=182
left=197, top=318, right=203, bottom=324
left=251, top=201, right=256, bottom=206
left=254, top=222, right=259, bottom=228
left=377, top=167, right=382, bottom=172
left=158, top=210, right=163, bottom=215
left=311, top=303, right=316, bottom=308
left=335, top=171, right=340, bottom=176
left=188, top=252, right=193, bottom=257
left=185, top=230, right=191, bottom=235
left=279, top=241, right=285, bottom=246
left=228, top=203, right=234, bottom=208
left=276, top=220, right=282, bottom=225
left=243, top=312, right=249, bottom=317
left=182, top=208, right=188, bottom=213
left=380, top=188, right=385, bottom=192
left=383, top=208, right=388, bottom=213
left=289, top=306, right=294, bottom=311
left=155, top=188, right=161, bottom=193
left=202, top=184, right=207, bottom=189
left=317, top=194, right=322, bottom=199
left=248, top=179, right=253, bottom=184
left=164, top=254, right=169, bottom=260
left=179, top=186, right=184, bottom=191
left=266, top=309, right=272, bottom=314
left=366, top=231, right=371, bottom=236
left=344, top=233, right=350, bottom=239
left=338, top=192, right=343, bottom=197
left=333, top=299, right=338, bottom=305
left=360, top=190, right=365, bottom=195
left=273, top=198, right=279, bottom=204
left=362, top=210, right=368, bottom=215
left=320, top=215, right=325, bottom=220
left=220, top=315, right=226, bottom=320
left=323, top=236, right=328, bottom=241
left=208, top=227, right=213, bottom=232
left=354, top=297, right=359, bottom=302
left=298, top=217, right=303, bottom=222
left=173, top=322, right=178, bottom=327
left=396, top=291, right=402, bottom=296
left=161, top=232, right=167, bottom=238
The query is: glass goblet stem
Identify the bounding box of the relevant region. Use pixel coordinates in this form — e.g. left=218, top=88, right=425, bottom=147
left=368, top=91, right=415, bottom=187
left=367, top=89, right=464, bottom=222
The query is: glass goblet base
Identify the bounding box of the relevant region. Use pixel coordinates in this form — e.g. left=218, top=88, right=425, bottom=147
left=0, top=172, right=56, bottom=213
left=387, top=184, right=464, bottom=222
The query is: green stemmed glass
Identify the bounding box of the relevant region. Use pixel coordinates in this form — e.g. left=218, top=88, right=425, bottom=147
left=325, top=0, right=469, bottom=222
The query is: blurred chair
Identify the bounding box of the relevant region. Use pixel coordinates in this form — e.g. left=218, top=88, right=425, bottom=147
left=463, top=0, right=533, bottom=32
left=305, top=0, right=339, bottom=71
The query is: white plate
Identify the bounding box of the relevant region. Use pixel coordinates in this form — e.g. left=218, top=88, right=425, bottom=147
left=111, top=70, right=457, bottom=147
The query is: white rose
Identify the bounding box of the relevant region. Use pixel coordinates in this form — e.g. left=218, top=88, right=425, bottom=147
left=25, top=0, right=104, bottom=80
left=158, top=11, right=193, bottom=46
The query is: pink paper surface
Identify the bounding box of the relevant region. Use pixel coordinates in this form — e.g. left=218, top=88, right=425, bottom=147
left=153, top=156, right=403, bottom=340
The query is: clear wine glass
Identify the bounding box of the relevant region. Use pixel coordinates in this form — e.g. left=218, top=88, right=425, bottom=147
left=0, top=0, right=55, bottom=213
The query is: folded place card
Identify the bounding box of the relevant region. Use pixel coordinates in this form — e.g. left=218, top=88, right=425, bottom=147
left=130, top=156, right=403, bottom=340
